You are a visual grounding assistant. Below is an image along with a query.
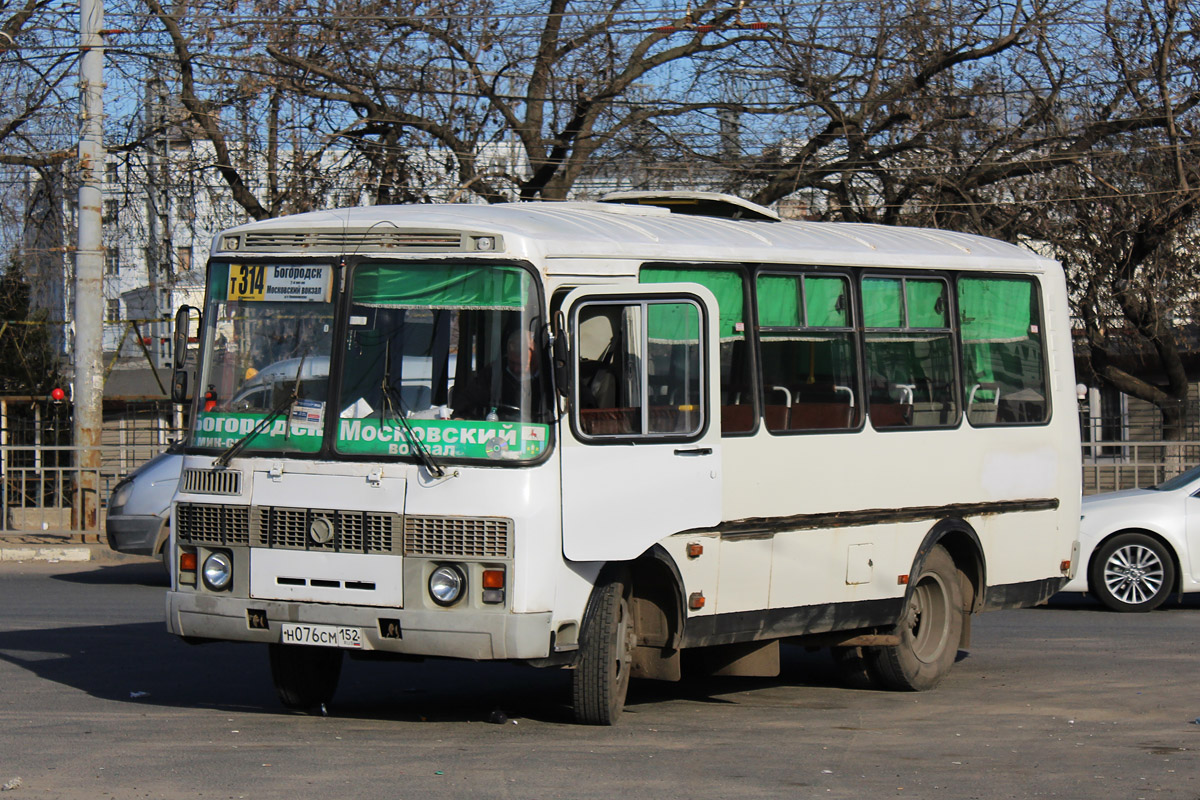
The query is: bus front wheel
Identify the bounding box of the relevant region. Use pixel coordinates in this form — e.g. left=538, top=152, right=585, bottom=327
left=866, top=544, right=962, bottom=691
left=268, top=643, right=343, bottom=711
left=573, top=575, right=636, bottom=725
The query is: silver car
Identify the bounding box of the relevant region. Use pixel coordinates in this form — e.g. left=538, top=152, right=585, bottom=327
left=105, top=443, right=183, bottom=566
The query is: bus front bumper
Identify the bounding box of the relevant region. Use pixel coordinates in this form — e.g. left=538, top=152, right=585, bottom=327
left=166, top=590, right=554, bottom=661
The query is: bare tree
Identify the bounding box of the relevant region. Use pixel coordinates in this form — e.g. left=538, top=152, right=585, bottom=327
left=142, top=0, right=369, bottom=219
left=262, top=0, right=770, bottom=202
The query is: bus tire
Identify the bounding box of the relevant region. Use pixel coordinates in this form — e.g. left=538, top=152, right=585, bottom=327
left=865, top=544, right=962, bottom=691
left=268, top=643, right=343, bottom=711
left=573, top=575, right=635, bottom=725
left=1090, top=532, right=1174, bottom=612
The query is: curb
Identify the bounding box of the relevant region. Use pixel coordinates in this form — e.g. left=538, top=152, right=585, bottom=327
left=0, top=541, right=155, bottom=564
left=0, top=546, right=93, bottom=562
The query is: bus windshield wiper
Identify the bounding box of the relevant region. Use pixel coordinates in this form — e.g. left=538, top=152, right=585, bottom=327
left=379, top=341, right=446, bottom=478
left=214, top=354, right=306, bottom=468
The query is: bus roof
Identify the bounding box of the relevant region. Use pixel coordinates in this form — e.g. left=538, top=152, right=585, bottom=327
left=212, top=199, right=1056, bottom=274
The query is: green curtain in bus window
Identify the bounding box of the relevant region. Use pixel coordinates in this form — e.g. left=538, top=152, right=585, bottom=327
left=756, top=275, right=802, bottom=327
left=862, top=278, right=902, bottom=328
left=353, top=263, right=527, bottom=310
left=959, top=279, right=1032, bottom=342
left=209, top=263, right=229, bottom=302
left=906, top=280, right=947, bottom=328
left=641, top=267, right=744, bottom=340
left=647, top=301, right=700, bottom=343
left=805, top=277, right=849, bottom=327
left=959, top=278, right=1032, bottom=388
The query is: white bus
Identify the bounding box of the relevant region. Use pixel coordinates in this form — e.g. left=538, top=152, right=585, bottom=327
left=167, top=192, right=1081, bottom=724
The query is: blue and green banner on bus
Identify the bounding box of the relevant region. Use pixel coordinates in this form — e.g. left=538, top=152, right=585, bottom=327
left=194, top=411, right=548, bottom=460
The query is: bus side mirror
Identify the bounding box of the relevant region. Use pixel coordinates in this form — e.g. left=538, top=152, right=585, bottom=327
left=552, top=310, right=571, bottom=397
left=171, top=306, right=196, bottom=403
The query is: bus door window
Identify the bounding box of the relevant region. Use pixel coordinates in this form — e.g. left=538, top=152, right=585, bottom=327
left=574, top=299, right=705, bottom=438
left=757, top=273, right=860, bottom=432
left=862, top=276, right=958, bottom=429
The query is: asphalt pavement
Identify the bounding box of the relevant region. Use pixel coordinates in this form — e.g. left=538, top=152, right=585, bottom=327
left=0, top=557, right=1197, bottom=799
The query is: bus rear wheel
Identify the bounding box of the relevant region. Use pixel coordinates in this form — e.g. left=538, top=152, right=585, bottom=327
left=866, top=545, right=962, bottom=691
left=268, top=643, right=343, bottom=711
left=572, top=576, right=636, bottom=725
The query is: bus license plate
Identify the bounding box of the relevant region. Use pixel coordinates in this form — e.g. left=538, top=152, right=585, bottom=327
left=279, top=623, right=365, bottom=649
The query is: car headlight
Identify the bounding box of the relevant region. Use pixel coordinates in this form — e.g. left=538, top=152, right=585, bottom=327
left=109, top=480, right=134, bottom=514
left=202, top=552, right=233, bottom=591
left=428, top=564, right=465, bottom=606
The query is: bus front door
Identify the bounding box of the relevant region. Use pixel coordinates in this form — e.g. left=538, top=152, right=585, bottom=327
left=559, top=284, right=723, bottom=562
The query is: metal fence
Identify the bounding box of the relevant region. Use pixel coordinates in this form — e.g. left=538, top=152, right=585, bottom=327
left=1081, top=440, right=1200, bottom=495
left=1, top=445, right=104, bottom=536
left=0, top=397, right=184, bottom=539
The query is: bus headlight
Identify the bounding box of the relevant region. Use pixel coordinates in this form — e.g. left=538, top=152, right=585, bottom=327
left=202, top=552, right=233, bottom=591
left=428, top=565, right=465, bottom=606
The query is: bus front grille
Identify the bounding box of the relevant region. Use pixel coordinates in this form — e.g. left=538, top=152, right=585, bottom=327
left=251, top=507, right=400, bottom=555
left=177, top=504, right=510, bottom=559
left=180, top=468, right=242, bottom=496
left=404, top=516, right=512, bottom=558
left=176, top=503, right=251, bottom=545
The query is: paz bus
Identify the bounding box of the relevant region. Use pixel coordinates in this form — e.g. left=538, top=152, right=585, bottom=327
left=166, top=192, right=1081, bottom=724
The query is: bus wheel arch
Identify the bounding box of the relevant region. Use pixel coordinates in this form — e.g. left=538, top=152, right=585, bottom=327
left=864, top=520, right=982, bottom=692
left=572, top=565, right=635, bottom=725
left=571, top=549, right=686, bottom=724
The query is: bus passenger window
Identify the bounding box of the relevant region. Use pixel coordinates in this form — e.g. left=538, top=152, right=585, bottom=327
left=958, top=277, right=1049, bottom=425
left=757, top=273, right=860, bottom=432
left=862, top=276, right=958, bottom=429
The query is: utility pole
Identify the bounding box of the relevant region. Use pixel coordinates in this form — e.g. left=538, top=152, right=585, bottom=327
left=74, top=0, right=105, bottom=531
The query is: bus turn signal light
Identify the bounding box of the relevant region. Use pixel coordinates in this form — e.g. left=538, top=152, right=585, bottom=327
left=1061, top=560, right=1072, bottom=573
left=897, top=574, right=909, bottom=585
left=482, top=569, right=505, bottom=604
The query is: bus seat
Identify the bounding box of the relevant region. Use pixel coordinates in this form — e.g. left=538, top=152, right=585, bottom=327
left=764, top=405, right=790, bottom=431
left=911, top=401, right=951, bottom=427
left=790, top=402, right=852, bottom=429
left=579, top=408, right=638, bottom=435
left=648, top=406, right=681, bottom=432
left=870, top=403, right=912, bottom=428
left=967, top=382, right=1000, bottom=425
left=721, top=403, right=755, bottom=432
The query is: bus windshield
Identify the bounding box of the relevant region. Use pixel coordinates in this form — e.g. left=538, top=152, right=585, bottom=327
left=336, top=262, right=551, bottom=462
left=192, top=262, right=336, bottom=454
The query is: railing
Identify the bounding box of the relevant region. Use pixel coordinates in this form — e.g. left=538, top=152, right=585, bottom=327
left=1081, top=440, right=1200, bottom=495
left=0, top=396, right=185, bottom=540
left=1, top=445, right=104, bottom=538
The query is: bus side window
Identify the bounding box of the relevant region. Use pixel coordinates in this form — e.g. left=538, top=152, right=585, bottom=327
left=757, top=273, right=861, bottom=432
left=862, top=276, right=959, bottom=429
left=958, top=276, right=1049, bottom=425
